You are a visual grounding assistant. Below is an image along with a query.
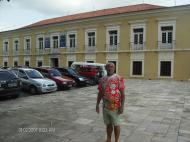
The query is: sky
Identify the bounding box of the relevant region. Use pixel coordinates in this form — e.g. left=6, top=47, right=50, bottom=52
left=0, top=0, right=190, bottom=32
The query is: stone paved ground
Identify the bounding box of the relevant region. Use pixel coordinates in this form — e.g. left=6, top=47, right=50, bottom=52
left=0, top=79, right=190, bottom=142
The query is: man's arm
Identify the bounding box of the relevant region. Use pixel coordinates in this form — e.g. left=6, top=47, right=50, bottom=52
left=119, top=90, right=125, bottom=114
left=96, top=92, right=102, bottom=114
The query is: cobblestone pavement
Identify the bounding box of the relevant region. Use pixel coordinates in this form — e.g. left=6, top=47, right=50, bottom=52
left=0, top=79, right=190, bottom=142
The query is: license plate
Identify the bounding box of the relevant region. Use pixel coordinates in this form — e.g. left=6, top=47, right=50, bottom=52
left=8, top=83, right=17, bottom=87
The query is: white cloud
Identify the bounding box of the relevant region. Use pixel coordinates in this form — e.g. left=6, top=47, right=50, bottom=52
left=0, top=0, right=190, bottom=32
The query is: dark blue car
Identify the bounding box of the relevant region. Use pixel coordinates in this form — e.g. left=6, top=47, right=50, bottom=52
left=55, top=67, right=89, bottom=86
left=0, top=70, right=21, bottom=98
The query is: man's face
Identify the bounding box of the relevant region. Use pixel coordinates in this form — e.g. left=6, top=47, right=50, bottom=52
left=106, top=64, right=115, bottom=76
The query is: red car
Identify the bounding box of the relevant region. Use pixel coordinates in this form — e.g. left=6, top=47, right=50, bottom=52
left=35, top=67, right=75, bottom=89
left=76, top=66, right=100, bottom=84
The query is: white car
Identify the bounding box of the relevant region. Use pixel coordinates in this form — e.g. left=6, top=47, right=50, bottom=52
left=11, top=68, right=57, bottom=94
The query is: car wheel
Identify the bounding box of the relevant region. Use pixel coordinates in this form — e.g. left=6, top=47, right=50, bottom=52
left=30, top=86, right=37, bottom=95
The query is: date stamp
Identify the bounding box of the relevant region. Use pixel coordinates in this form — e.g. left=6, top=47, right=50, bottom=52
left=18, top=127, right=55, bottom=133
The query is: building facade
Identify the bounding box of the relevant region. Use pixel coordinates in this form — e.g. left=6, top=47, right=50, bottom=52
left=0, top=4, right=190, bottom=80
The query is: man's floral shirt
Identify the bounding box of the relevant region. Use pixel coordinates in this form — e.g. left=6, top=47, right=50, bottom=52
left=98, top=74, right=125, bottom=110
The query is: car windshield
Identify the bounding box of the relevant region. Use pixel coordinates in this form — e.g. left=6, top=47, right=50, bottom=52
left=25, top=70, right=43, bottom=79
left=68, top=68, right=77, bottom=75
left=49, top=69, right=62, bottom=77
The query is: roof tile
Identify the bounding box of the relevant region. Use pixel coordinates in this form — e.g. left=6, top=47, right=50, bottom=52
left=23, top=4, right=164, bottom=29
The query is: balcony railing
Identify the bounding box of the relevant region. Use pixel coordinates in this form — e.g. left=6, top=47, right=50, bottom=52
left=158, top=41, right=175, bottom=50
left=3, top=50, right=8, bottom=56
left=36, top=48, right=44, bottom=55
left=24, top=49, right=30, bottom=55
left=50, top=48, right=59, bottom=54
left=66, top=46, right=76, bottom=52
left=106, top=44, right=119, bottom=52
left=130, top=42, right=145, bottom=50
left=85, top=45, right=96, bottom=53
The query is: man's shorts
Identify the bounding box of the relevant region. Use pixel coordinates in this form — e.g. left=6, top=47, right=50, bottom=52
left=103, top=108, right=121, bottom=126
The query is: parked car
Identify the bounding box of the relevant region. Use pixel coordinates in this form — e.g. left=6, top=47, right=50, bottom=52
left=34, top=67, right=75, bottom=89
left=71, top=62, right=107, bottom=84
left=55, top=67, right=89, bottom=86
left=71, top=62, right=107, bottom=77
left=0, top=70, right=21, bottom=98
left=11, top=68, right=57, bottom=95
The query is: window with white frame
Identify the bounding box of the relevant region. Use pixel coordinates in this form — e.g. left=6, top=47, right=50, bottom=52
left=14, top=40, right=19, bottom=51
left=87, top=32, right=95, bottom=47
left=132, top=61, right=142, bottom=76
left=52, top=36, right=59, bottom=48
left=25, top=38, right=31, bottom=50
left=69, top=34, right=76, bottom=47
left=161, top=26, right=173, bottom=44
left=160, top=61, right=171, bottom=77
left=38, top=37, right=44, bottom=49
left=130, top=24, right=145, bottom=50
left=85, top=30, right=96, bottom=53
left=3, top=41, right=9, bottom=52
left=106, top=26, right=119, bottom=51
left=158, top=21, right=176, bottom=49
left=133, top=28, right=143, bottom=45
left=109, top=30, right=118, bottom=46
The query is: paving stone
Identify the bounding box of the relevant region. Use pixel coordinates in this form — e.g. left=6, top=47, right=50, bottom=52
left=0, top=80, right=190, bottom=142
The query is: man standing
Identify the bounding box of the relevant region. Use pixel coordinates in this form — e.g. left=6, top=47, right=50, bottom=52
left=96, top=62, right=126, bottom=142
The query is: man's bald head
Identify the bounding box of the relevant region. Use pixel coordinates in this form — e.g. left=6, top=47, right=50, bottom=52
left=105, top=62, right=115, bottom=76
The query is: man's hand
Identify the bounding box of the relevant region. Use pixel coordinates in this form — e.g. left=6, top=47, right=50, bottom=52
left=96, top=105, right=100, bottom=114
left=118, top=107, right=124, bottom=115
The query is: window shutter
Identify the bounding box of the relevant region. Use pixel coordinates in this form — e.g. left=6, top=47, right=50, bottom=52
left=134, top=34, right=138, bottom=44
left=162, top=33, right=166, bottom=43
left=114, top=35, right=117, bottom=45
left=139, top=34, right=143, bottom=44
left=110, top=36, right=113, bottom=45
left=60, top=34, right=66, bottom=47
left=45, top=37, right=50, bottom=48
left=168, top=32, right=172, bottom=43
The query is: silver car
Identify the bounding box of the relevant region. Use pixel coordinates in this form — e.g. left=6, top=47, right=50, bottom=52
left=12, top=68, right=57, bottom=94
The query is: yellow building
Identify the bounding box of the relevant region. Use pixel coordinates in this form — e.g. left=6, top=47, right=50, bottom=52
left=0, top=4, right=190, bottom=80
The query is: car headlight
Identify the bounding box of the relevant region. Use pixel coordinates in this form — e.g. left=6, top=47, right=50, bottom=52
left=62, top=82, right=67, bottom=85
left=79, top=78, right=84, bottom=81
left=0, top=81, right=6, bottom=83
